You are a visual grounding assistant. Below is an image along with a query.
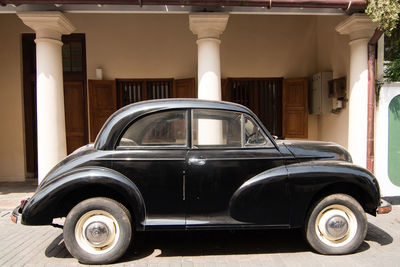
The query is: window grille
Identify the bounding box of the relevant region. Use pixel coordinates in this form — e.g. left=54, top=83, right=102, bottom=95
left=116, top=79, right=173, bottom=107
left=227, top=78, right=282, bottom=137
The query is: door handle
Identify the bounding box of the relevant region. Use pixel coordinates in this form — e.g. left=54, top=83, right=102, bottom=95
left=188, top=157, right=206, bottom=166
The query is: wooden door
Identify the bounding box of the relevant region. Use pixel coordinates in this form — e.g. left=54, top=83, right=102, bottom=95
left=89, top=80, right=117, bottom=142
left=62, top=34, right=88, bottom=154
left=221, top=79, right=229, bottom=101
left=172, top=78, right=196, bottom=98
left=22, top=34, right=37, bottom=176
left=64, top=81, right=87, bottom=154
left=282, top=78, right=308, bottom=138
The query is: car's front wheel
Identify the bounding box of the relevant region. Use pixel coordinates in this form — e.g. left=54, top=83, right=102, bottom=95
left=305, top=193, right=367, bottom=255
left=63, top=197, right=132, bottom=264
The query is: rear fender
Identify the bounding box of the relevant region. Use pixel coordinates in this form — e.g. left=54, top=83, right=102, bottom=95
left=21, top=167, right=146, bottom=230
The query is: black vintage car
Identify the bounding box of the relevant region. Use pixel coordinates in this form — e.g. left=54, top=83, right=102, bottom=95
left=12, top=99, right=391, bottom=264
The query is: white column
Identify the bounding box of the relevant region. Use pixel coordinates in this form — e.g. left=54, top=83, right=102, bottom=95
left=189, top=13, right=229, bottom=101
left=18, top=12, right=75, bottom=183
left=336, top=14, right=377, bottom=167
left=189, top=14, right=229, bottom=145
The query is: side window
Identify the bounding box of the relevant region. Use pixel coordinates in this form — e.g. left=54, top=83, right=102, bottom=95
left=244, top=116, right=273, bottom=147
left=118, top=110, right=187, bottom=148
left=192, top=109, right=242, bottom=148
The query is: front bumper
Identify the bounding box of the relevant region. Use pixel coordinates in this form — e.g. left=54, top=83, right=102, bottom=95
left=377, top=199, right=392, bottom=214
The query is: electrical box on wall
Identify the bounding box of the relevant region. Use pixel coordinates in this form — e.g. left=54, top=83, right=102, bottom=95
left=311, top=72, right=332, bottom=114
left=329, top=77, right=347, bottom=114
left=328, top=77, right=346, bottom=98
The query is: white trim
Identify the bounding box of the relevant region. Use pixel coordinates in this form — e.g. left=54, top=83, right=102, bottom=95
left=335, top=14, right=377, bottom=41
left=35, top=38, right=63, bottom=46
left=17, top=11, right=76, bottom=37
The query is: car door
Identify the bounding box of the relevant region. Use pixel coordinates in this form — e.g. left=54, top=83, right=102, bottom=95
left=111, top=109, right=189, bottom=230
left=185, top=109, right=289, bottom=228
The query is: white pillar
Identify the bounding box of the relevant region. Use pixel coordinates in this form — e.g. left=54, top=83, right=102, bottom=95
left=189, top=14, right=229, bottom=145
left=336, top=14, right=377, bottom=167
left=18, top=12, right=75, bottom=183
left=189, top=13, right=229, bottom=101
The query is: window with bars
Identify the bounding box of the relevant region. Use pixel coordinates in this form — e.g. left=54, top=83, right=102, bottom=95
left=62, top=41, right=83, bottom=73
left=226, top=78, right=283, bottom=137
left=116, top=79, right=173, bottom=108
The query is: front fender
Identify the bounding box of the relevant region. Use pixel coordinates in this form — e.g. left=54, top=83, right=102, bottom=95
left=288, top=160, right=381, bottom=227
left=229, top=166, right=289, bottom=225
left=21, top=167, right=146, bottom=230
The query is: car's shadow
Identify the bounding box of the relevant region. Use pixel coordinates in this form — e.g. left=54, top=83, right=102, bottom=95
left=120, top=229, right=307, bottom=262
left=364, top=222, right=393, bottom=246
left=45, top=222, right=393, bottom=263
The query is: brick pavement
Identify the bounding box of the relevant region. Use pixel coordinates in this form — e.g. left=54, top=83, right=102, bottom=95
left=0, top=182, right=36, bottom=210
left=0, top=183, right=399, bottom=266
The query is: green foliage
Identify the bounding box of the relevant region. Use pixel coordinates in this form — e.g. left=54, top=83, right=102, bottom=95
left=366, top=0, right=400, bottom=37
left=385, top=59, right=400, bottom=81
left=384, top=25, right=400, bottom=60
left=384, top=25, right=400, bottom=81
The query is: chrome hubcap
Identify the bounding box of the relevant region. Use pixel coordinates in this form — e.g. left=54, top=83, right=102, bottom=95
left=315, top=204, right=357, bottom=247
left=85, top=221, right=110, bottom=246
left=75, top=210, right=120, bottom=254
left=325, top=215, right=348, bottom=240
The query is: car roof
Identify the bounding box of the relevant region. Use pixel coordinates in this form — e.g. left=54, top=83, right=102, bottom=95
left=94, top=98, right=259, bottom=150
left=120, top=98, right=251, bottom=113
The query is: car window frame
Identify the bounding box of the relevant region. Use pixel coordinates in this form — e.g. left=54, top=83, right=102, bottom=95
left=190, top=108, right=275, bottom=150
left=115, top=109, right=190, bottom=150
left=242, top=115, right=274, bottom=148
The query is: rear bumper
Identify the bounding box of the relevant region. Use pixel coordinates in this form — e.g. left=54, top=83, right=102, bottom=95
left=11, top=205, right=21, bottom=224
left=377, top=199, right=392, bottom=214
left=11, top=197, right=30, bottom=224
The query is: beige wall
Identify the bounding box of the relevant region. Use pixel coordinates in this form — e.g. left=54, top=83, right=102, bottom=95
left=66, top=14, right=197, bottom=80
left=221, top=14, right=318, bottom=78
left=0, top=13, right=351, bottom=181
left=0, top=14, right=32, bottom=181
left=67, top=13, right=322, bottom=80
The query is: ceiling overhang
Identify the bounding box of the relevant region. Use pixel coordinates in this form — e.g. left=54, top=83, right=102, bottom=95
left=0, top=0, right=367, bottom=15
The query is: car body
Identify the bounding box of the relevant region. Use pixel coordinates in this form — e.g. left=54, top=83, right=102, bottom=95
left=12, top=99, right=391, bottom=264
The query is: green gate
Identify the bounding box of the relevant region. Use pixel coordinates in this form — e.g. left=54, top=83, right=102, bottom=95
left=389, top=95, right=400, bottom=186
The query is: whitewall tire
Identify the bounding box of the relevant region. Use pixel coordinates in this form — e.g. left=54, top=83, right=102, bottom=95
left=64, top=197, right=132, bottom=264
left=305, top=194, right=367, bottom=255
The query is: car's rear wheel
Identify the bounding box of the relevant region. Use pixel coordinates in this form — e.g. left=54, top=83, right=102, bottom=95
left=305, top=193, right=367, bottom=255
left=64, top=197, right=132, bottom=264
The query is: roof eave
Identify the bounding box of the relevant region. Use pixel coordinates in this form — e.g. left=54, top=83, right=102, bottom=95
left=0, top=0, right=367, bottom=10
